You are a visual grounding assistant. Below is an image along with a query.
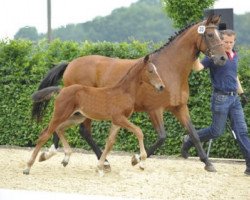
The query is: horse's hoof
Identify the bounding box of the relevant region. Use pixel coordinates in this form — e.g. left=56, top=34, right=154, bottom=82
left=131, top=154, right=140, bottom=166
left=61, top=160, right=68, bottom=167
left=23, top=169, right=30, bottom=175
left=103, top=161, right=111, bottom=173
left=181, top=135, right=190, bottom=159
left=96, top=165, right=105, bottom=177
left=139, top=160, right=145, bottom=170
left=98, top=169, right=104, bottom=177
left=39, top=152, right=46, bottom=162
left=205, top=164, right=217, bottom=172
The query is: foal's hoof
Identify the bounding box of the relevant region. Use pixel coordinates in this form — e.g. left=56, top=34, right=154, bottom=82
left=139, top=160, right=145, bottom=170
left=23, top=169, right=30, bottom=175
left=61, top=160, right=69, bottom=167
left=131, top=154, right=140, bottom=166
left=205, top=164, right=217, bottom=172
left=39, top=152, right=46, bottom=162
left=103, top=161, right=111, bottom=173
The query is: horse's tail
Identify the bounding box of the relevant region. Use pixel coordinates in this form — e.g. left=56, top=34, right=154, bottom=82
left=32, top=62, right=68, bottom=122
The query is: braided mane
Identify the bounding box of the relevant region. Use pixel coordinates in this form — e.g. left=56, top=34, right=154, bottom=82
left=151, top=22, right=198, bottom=55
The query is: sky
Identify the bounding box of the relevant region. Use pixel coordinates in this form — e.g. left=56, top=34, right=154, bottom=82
left=0, top=0, right=249, bottom=40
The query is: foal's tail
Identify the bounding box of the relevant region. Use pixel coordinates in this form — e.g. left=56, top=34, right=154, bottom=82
left=31, top=86, right=61, bottom=122
left=32, top=86, right=61, bottom=103
left=32, top=62, right=68, bottom=122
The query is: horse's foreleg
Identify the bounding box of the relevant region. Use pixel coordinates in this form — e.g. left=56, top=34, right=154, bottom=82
left=146, top=109, right=167, bottom=157
left=97, top=124, right=120, bottom=176
left=114, top=116, right=147, bottom=170
left=172, top=105, right=216, bottom=172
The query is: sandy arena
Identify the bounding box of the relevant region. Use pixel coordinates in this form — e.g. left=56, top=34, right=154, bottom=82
left=0, top=147, right=249, bottom=200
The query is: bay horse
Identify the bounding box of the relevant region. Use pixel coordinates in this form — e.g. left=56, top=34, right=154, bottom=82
left=24, top=55, right=165, bottom=175
left=32, top=15, right=227, bottom=172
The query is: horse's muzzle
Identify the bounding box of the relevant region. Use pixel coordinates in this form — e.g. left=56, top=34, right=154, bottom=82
left=211, top=55, right=227, bottom=66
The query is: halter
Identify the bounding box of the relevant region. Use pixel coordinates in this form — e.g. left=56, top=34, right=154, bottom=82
left=196, top=25, right=223, bottom=58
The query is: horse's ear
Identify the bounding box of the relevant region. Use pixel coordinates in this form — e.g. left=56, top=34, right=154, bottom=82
left=144, top=54, right=150, bottom=63
left=206, top=14, right=221, bottom=25
left=212, top=15, right=221, bottom=25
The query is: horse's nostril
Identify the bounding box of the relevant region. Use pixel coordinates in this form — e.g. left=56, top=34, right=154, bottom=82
left=159, top=85, right=165, bottom=91
left=220, top=56, right=226, bottom=61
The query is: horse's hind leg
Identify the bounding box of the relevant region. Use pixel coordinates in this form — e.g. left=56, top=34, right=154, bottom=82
left=39, top=139, right=58, bottom=162
left=172, top=105, right=216, bottom=172
left=146, top=109, right=167, bottom=156
left=97, top=124, right=120, bottom=176
left=23, top=126, right=56, bottom=175
left=56, top=129, right=72, bottom=167
left=79, top=119, right=111, bottom=172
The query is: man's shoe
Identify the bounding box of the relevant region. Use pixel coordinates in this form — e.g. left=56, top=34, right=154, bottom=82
left=244, top=167, right=250, bottom=176
left=181, top=135, right=190, bottom=159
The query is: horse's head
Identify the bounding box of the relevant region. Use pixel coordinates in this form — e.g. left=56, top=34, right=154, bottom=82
left=142, top=55, right=165, bottom=92
left=196, top=15, right=227, bottom=66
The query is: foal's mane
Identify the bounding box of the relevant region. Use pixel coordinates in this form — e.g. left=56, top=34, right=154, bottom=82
left=112, top=57, right=146, bottom=90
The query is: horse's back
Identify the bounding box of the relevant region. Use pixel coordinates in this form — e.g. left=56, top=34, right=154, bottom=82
left=63, top=55, right=139, bottom=87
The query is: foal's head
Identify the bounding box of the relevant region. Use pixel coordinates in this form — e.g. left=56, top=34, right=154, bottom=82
left=141, top=55, right=165, bottom=92
left=196, top=15, right=227, bottom=66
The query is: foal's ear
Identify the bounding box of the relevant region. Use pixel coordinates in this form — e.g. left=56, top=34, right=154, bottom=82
left=144, top=54, right=150, bottom=63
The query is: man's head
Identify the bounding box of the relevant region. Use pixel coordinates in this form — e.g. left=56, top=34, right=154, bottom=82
left=220, top=29, right=236, bottom=52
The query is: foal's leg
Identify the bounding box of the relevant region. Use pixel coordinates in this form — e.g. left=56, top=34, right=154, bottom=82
left=114, top=116, right=147, bottom=170
left=172, top=105, right=216, bottom=172
left=23, top=126, right=56, bottom=175
left=97, top=124, right=120, bottom=176
left=56, top=129, right=72, bottom=167
left=39, top=139, right=57, bottom=162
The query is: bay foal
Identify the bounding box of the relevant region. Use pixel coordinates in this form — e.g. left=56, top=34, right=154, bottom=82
left=23, top=55, right=165, bottom=175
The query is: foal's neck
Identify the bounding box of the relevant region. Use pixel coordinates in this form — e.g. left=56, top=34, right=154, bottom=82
left=113, top=60, right=144, bottom=93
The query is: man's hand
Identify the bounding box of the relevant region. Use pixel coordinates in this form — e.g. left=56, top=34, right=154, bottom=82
left=240, top=93, right=248, bottom=107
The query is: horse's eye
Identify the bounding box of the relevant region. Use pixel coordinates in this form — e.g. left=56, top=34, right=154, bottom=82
left=207, top=33, right=214, bottom=38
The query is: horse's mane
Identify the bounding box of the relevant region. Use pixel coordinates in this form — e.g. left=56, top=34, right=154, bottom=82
left=151, top=22, right=198, bottom=55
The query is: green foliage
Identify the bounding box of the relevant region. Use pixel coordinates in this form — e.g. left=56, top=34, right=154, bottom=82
left=162, top=0, right=215, bottom=28
left=14, top=26, right=39, bottom=41
left=0, top=39, right=250, bottom=160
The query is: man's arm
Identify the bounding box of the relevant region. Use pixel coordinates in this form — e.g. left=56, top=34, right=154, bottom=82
left=192, top=58, right=204, bottom=72
left=237, top=76, right=244, bottom=94
left=237, top=76, right=248, bottom=106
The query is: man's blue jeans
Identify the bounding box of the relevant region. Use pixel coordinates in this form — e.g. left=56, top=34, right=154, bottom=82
left=186, top=92, right=250, bottom=167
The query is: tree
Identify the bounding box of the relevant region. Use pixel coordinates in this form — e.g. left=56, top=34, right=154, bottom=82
left=14, top=26, right=39, bottom=41
left=161, top=0, right=215, bottom=28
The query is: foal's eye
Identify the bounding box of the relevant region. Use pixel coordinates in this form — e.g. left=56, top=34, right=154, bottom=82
left=148, top=70, right=154, bottom=73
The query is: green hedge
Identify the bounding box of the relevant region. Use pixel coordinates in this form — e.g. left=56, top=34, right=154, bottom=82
left=0, top=39, right=250, bottom=159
